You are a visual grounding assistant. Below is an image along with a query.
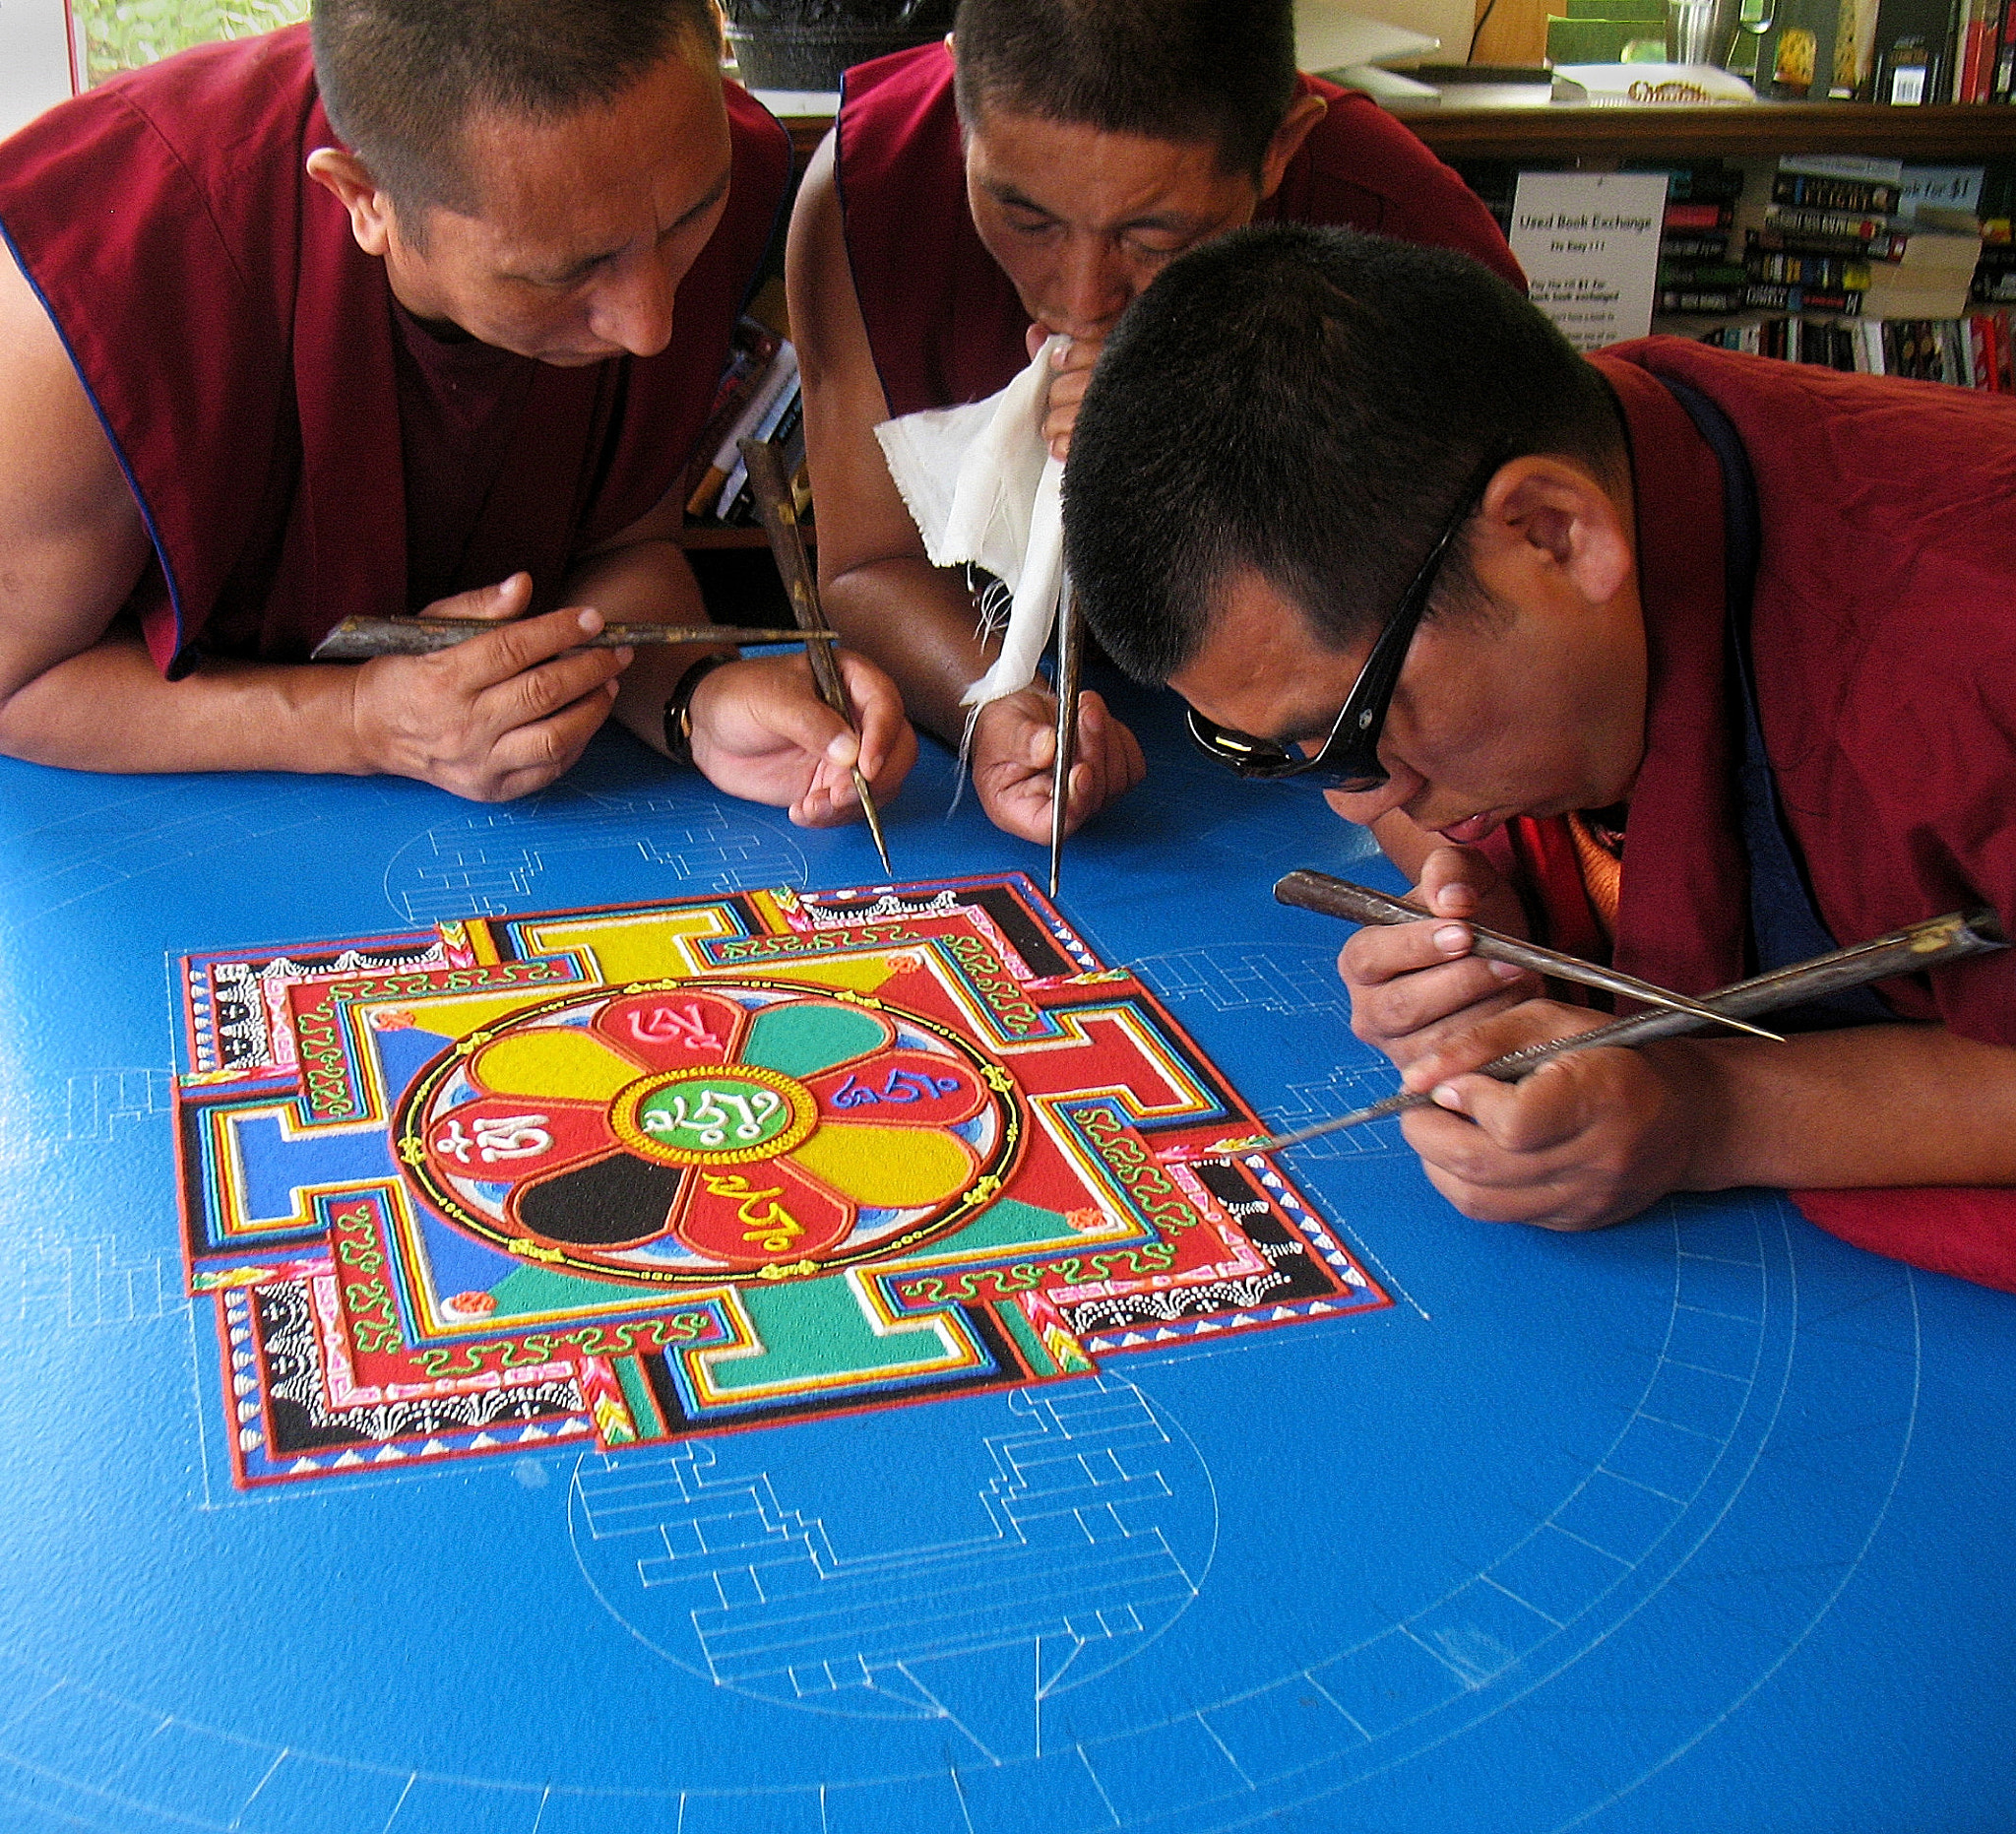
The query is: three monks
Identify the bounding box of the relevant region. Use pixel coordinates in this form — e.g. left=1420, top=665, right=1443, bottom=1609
left=0, top=0, right=1510, bottom=836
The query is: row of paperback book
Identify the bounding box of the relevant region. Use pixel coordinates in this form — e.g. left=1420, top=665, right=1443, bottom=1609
left=1655, top=156, right=1990, bottom=322
left=683, top=287, right=810, bottom=530
left=1672, top=305, right=2016, bottom=389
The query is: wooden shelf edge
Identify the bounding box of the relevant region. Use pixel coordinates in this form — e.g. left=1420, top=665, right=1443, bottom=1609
left=776, top=102, right=2016, bottom=168
left=1413, top=101, right=2016, bottom=161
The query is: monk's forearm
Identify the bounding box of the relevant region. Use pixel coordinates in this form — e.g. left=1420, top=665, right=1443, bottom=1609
left=1672, top=1023, right=2016, bottom=1191
left=0, top=626, right=375, bottom=776
left=823, top=557, right=995, bottom=748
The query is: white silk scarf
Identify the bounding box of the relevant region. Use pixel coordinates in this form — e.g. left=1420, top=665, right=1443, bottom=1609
left=873, top=333, right=1069, bottom=712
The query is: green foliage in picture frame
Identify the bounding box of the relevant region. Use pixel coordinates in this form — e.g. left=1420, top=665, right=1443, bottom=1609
left=75, top=0, right=309, bottom=87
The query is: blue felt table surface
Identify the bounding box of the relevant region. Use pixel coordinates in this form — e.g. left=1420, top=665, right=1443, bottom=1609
left=0, top=670, right=2007, bottom=1834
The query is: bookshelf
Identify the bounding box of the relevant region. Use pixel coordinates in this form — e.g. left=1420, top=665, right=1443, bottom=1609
left=687, top=101, right=2016, bottom=553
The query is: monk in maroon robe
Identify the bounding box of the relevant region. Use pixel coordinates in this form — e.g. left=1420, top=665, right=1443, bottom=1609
left=787, top=0, right=1520, bottom=848
left=0, top=0, right=914, bottom=817
left=1065, top=223, right=2016, bottom=1295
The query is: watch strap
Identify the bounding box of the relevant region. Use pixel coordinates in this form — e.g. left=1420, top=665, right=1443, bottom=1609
left=661, top=651, right=735, bottom=768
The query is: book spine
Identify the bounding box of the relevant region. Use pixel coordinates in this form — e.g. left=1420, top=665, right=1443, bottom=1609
left=1744, top=283, right=1862, bottom=312
left=1751, top=223, right=1912, bottom=259
left=689, top=344, right=799, bottom=521
left=1664, top=201, right=1735, bottom=229
left=1662, top=261, right=1748, bottom=285
left=1660, top=287, right=1748, bottom=312
left=1958, top=0, right=1987, bottom=95
left=1745, top=251, right=1873, bottom=287
left=1662, top=232, right=1732, bottom=259
left=1771, top=172, right=1903, bottom=212
left=1764, top=204, right=1897, bottom=240
left=719, top=388, right=805, bottom=525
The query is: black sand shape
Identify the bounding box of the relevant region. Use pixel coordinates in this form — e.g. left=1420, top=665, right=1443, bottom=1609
left=516, top=1153, right=686, bottom=1249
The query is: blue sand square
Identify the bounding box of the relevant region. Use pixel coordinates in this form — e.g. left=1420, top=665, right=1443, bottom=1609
left=0, top=1777, right=140, bottom=1834
left=101, top=1719, right=279, bottom=1822
left=1327, top=1700, right=1618, bottom=1834
left=1409, top=1578, right=1561, bottom=1683
left=822, top=1770, right=972, bottom=1834
left=952, top=1747, right=1118, bottom=1834
left=1203, top=1676, right=1368, bottom=1785
left=1601, top=1414, right=1727, bottom=1502
left=1308, top=1627, right=1469, bottom=1738
left=534, top=1790, right=680, bottom=1834
left=1796, top=1278, right=1923, bottom=1358
left=0, top=1767, right=186, bottom=1834
left=235, top=1754, right=414, bottom=1833
left=678, top=1790, right=825, bottom=1834
left=0, top=1683, right=162, bottom=1785
left=384, top=1774, right=544, bottom=1832
left=1656, top=1302, right=1762, bottom=1379
left=1670, top=1213, right=1765, bottom=1266
left=1483, top=1525, right=1629, bottom=1627
left=1081, top=1713, right=1250, bottom=1820
left=1674, top=1459, right=1891, bottom=1591
left=0, top=1660, right=61, bottom=1730
left=1637, top=1358, right=1750, bottom=1442
left=1548, top=1468, right=1684, bottom=1564
left=1671, top=1256, right=1765, bottom=1321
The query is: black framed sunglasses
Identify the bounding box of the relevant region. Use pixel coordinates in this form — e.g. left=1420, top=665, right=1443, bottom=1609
left=1183, top=453, right=1501, bottom=793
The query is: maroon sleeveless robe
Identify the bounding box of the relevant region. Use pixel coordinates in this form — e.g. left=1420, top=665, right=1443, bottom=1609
left=0, top=26, right=790, bottom=673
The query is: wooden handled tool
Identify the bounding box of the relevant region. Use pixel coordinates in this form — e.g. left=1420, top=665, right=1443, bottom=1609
left=1274, top=869, right=1783, bottom=1041
left=1246, top=906, right=2009, bottom=1153
left=737, top=438, right=893, bottom=877
left=310, top=616, right=832, bottom=661
left=1047, top=578, right=1084, bottom=901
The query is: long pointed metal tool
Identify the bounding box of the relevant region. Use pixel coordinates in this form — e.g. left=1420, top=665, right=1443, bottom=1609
left=1246, top=906, right=2008, bottom=1154
left=1047, top=577, right=1084, bottom=901
left=1274, top=869, right=1783, bottom=1042
left=738, top=438, right=893, bottom=877
left=311, top=616, right=837, bottom=661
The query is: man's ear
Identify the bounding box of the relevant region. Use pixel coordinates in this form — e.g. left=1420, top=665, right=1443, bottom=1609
left=1258, top=93, right=1328, bottom=200
left=1474, top=456, right=1635, bottom=607
left=305, top=147, right=398, bottom=259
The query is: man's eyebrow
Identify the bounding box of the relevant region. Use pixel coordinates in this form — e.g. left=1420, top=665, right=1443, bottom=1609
left=981, top=177, right=1202, bottom=236
left=981, top=178, right=1059, bottom=219
left=517, top=164, right=732, bottom=285
left=666, top=163, right=732, bottom=233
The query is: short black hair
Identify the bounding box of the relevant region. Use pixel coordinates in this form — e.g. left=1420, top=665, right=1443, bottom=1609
left=312, top=0, right=718, bottom=215
left=1063, top=223, right=1627, bottom=683
left=952, top=0, right=1298, bottom=182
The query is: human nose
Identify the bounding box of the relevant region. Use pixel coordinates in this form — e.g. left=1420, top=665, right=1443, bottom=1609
left=1050, top=236, right=1132, bottom=338
left=589, top=250, right=677, bottom=357
left=1323, top=771, right=1414, bottom=830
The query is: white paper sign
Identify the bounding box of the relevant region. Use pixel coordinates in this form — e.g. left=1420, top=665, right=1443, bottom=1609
left=1508, top=171, right=1670, bottom=352
left=0, top=0, right=75, bottom=141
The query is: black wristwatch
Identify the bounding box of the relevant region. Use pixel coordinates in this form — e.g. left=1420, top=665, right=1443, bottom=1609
left=661, top=652, right=735, bottom=768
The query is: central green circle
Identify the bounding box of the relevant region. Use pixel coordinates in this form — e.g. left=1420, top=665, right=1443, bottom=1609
left=636, top=1074, right=794, bottom=1155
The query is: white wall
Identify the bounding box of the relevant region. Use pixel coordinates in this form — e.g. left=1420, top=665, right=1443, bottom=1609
left=0, top=0, right=75, bottom=141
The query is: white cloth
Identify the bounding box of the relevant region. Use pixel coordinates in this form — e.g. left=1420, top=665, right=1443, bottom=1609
left=873, top=334, right=1067, bottom=710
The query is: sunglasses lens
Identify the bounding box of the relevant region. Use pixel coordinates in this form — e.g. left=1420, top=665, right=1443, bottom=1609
left=1186, top=710, right=1387, bottom=789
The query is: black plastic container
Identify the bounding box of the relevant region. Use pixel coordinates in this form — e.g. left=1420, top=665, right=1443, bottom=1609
left=722, top=0, right=956, bottom=90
